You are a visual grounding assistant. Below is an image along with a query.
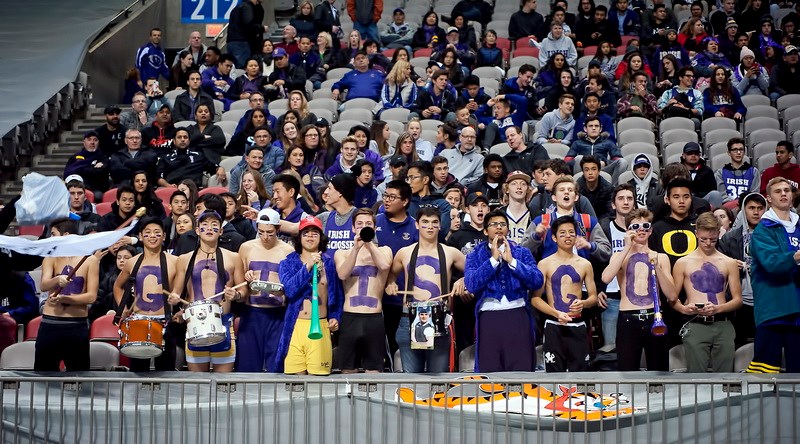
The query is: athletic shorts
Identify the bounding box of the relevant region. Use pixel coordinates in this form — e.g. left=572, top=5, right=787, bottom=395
left=338, top=312, right=385, bottom=371
left=284, top=318, right=332, bottom=375
left=185, top=314, right=236, bottom=365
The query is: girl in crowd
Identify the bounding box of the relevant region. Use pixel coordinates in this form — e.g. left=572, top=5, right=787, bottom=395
left=339, top=30, right=363, bottom=68
left=654, top=54, right=681, bottom=97
left=235, top=169, right=271, bottom=213
left=290, top=0, right=317, bottom=40
left=451, top=13, right=478, bottom=50
left=169, top=50, right=197, bottom=91
left=412, top=11, right=446, bottom=50
left=352, top=159, right=378, bottom=209
left=228, top=57, right=264, bottom=100
left=616, top=51, right=653, bottom=91
left=255, top=39, right=276, bottom=77
left=349, top=124, right=385, bottom=183
left=287, top=90, right=318, bottom=127
left=692, top=37, right=732, bottom=78
left=439, top=47, right=466, bottom=90
left=591, top=41, right=619, bottom=80
left=131, top=171, right=166, bottom=219
left=714, top=207, right=735, bottom=237
left=369, top=120, right=393, bottom=157
left=378, top=61, right=418, bottom=116
left=276, top=120, right=299, bottom=152
left=277, top=144, right=325, bottom=208
left=314, top=118, right=340, bottom=173
left=678, top=17, right=708, bottom=56
left=92, top=245, right=137, bottom=321
left=168, top=213, right=195, bottom=252
left=188, top=104, right=226, bottom=164
left=536, top=53, right=569, bottom=100
left=226, top=108, right=269, bottom=156
left=702, top=66, right=745, bottom=121
left=394, top=132, right=420, bottom=164
left=545, top=69, right=576, bottom=112
left=178, top=179, right=199, bottom=212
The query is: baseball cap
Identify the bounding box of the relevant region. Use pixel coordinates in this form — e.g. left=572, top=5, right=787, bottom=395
left=84, top=130, right=99, bottom=139
left=65, top=174, right=84, bottom=184
left=315, top=117, right=330, bottom=127
left=298, top=215, right=323, bottom=232
left=683, top=142, right=702, bottom=154
left=665, top=28, right=677, bottom=35
left=786, top=45, right=799, bottom=55
left=256, top=208, right=281, bottom=226
left=389, top=154, right=408, bottom=167
left=273, top=47, right=288, bottom=58
left=198, top=210, right=223, bottom=223
left=466, top=192, right=489, bottom=206
left=588, top=59, right=602, bottom=68
left=633, top=154, right=651, bottom=167
left=447, top=26, right=459, bottom=34
left=158, top=103, right=171, bottom=112
left=393, top=7, right=404, bottom=14
left=505, top=170, right=532, bottom=184
left=104, top=105, right=122, bottom=114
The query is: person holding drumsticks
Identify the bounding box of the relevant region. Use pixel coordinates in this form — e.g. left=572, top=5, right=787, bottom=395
left=169, top=210, right=244, bottom=373
left=113, top=217, right=179, bottom=372
left=386, top=206, right=466, bottom=373
left=334, top=208, right=393, bottom=374
left=277, top=215, right=343, bottom=375
left=36, top=219, right=100, bottom=371
left=466, top=209, right=543, bottom=372
left=237, top=208, right=295, bottom=372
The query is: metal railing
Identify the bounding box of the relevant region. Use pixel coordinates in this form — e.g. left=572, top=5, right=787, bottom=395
left=0, top=372, right=797, bottom=444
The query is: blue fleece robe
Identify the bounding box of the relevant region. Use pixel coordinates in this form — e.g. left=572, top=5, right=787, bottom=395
left=465, top=241, right=544, bottom=371
left=275, top=252, right=342, bottom=372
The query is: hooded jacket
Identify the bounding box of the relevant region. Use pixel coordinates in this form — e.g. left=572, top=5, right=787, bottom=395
left=732, top=63, right=770, bottom=96
left=536, top=31, right=578, bottom=67
left=750, top=208, right=800, bottom=326
left=626, top=155, right=661, bottom=209
left=682, top=157, right=717, bottom=197
left=64, top=148, right=110, bottom=192
left=475, top=94, right=529, bottom=143
left=717, top=192, right=763, bottom=306
left=534, top=108, right=576, bottom=146
left=412, top=83, right=458, bottom=120
left=440, top=143, right=484, bottom=185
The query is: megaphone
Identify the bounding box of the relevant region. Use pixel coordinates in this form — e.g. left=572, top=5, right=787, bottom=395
left=360, top=226, right=375, bottom=243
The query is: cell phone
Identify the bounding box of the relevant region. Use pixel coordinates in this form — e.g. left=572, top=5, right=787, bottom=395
left=694, top=303, right=705, bottom=309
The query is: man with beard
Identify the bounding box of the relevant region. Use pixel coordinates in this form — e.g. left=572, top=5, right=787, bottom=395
left=141, top=104, right=177, bottom=154
left=95, top=106, right=126, bottom=156
left=156, top=128, right=226, bottom=187
left=120, top=92, right=155, bottom=131
left=447, top=192, right=489, bottom=354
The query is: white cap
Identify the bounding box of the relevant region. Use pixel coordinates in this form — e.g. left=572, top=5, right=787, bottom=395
left=65, top=174, right=84, bottom=184
left=256, top=208, right=281, bottom=225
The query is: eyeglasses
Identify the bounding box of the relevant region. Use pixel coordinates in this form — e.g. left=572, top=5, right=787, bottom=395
left=486, top=222, right=507, bottom=228
left=305, top=133, right=319, bottom=138
left=382, top=193, right=401, bottom=202
left=729, top=148, right=745, bottom=152
left=683, top=74, right=695, bottom=78
left=628, top=222, right=652, bottom=231
left=405, top=175, right=422, bottom=182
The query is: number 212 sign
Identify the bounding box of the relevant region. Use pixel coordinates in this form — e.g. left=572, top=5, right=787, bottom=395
left=182, top=0, right=238, bottom=24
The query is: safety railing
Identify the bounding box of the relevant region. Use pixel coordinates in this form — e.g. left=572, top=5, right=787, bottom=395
left=0, top=372, right=797, bottom=444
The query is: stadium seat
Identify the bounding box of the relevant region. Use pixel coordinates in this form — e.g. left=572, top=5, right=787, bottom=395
left=490, top=143, right=511, bottom=156
left=216, top=120, right=238, bottom=135
left=704, top=128, right=742, bottom=149
left=174, top=121, right=193, bottom=129
left=472, top=67, right=504, bottom=82
left=459, top=344, right=475, bottom=372
left=619, top=142, right=658, bottom=158
left=664, top=142, right=688, bottom=162
left=18, top=225, right=43, bottom=237
left=89, top=342, right=120, bottom=371
left=710, top=153, right=730, bottom=171
left=164, top=89, right=182, bottom=106
left=785, top=117, right=800, bottom=139
left=420, top=119, right=442, bottom=131
left=509, top=56, right=538, bottom=72
left=382, top=48, right=396, bottom=58
left=420, top=130, right=438, bottom=144
left=747, top=128, right=785, bottom=148
left=745, top=105, right=779, bottom=121
left=95, top=202, right=112, bottom=216
left=777, top=95, right=800, bottom=119
left=543, top=143, right=569, bottom=159
left=660, top=128, right=698, bottom=150
left=154, top=187, right=175, bottom=204
left=339, top=108, right=374, bottom=124
left=0, top=315, right=17, bottom=356
left=512, top=46, right=539, bottom=58
left=267, top=99, right=289, bottom=116
left=102, top=187, right=118, bottom=203
left=701, top=117, right=737, bottom=140
left=380, top=108, right=411, bottom=122
left=198, top=186, right=229, bottom=196
left=479, top=77, right=500, bottom=92
left=385, top=119, right=405, bottom=134
left=486, top=22, right=509, bottom=38
left=25, top=316, right=41, bottom=341
left=708, top=142, right=733, bottom=159
left=618, top=128, right=656, bottom=146
left=659, top=117, right=695, bottom=134
left=312, top=89, right=334, bottom=100
left=308, top=98, right=339, bottom=115
left=784, top=105, right=800, bottom=124
left=733, top=343, right=755, bottom=372
left=740, top=95, right=770, bottom=108
left=752, top=140, right=778, bottom=161
left=413, top=48, right=433, bottom=58
left=90, top=314, right=119, bottom=341
left=229, top=99, right=250, bottom=111
left=331, top=119, right=364, bottom=133
left=582, top=46, right=598, bottom=56
left=668, top=344, right=687, bottom=372
left=222, top=108, right=248, bottom=122
left=326, top=68, right=352, bottom=82
left=0, top=341, right=35, bottom=370
left=330, top=131, right=348, bottom=142
left=617, top=117, right=654, bottom=134
left=311, top=108, right=335, bottom=124
left=213, top=100, right=224, bottom=121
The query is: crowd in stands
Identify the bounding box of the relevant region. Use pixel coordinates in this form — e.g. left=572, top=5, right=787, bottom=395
left=4, top=0, right=800, bottom=374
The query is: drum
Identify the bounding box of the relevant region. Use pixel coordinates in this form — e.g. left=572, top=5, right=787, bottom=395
left=118, top=315, right=164, bottom=359
left=249, top=280, right=284, bottom=293
left=409, top=300, right=447, bottom=337
left=183, top=300, right=226, bottom=346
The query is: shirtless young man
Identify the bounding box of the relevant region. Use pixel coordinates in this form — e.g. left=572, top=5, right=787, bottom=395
left=533, top=215, right=598, bottom=372
left=602, top=208, right=677, bottom=371
left=169, top=210, right=244, bottom=373
left=386, top=206, right=466, bottom=373
left=277, top=216, right=343, bottom=375
left=334, top=208, right=393, bottom=373
left=672, top=212, right=742, bottom=372
left=237, top=208, right=295, bottom=372
left=114, top=217, right=178, bottom=371
left=36, top=219, right=100, bottom=371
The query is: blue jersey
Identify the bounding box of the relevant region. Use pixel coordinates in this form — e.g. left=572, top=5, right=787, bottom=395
left=720, top=166, right=757, bottom=200
left=324, top=211, right=354, bottom=257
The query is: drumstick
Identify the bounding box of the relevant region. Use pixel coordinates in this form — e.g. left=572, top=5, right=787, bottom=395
left=207, top=282, right=249, bottom=300
left=161, top=291, right=190, bottom=306
left=428, top=291, right=454, bottom=301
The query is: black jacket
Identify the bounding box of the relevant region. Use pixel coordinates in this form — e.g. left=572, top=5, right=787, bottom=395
left=412, top=86, right=457, bottom=119
left=227, top=0, right=266, bottom=53
left=682, top=159, right=717, bottom=198
left=447, top=223, right=487, bottom=257
left=508, top=10, right=546, bottom=41
left=108, top=148, right=158, bottom=187
left=502, top=143, right=550, bottom=176
left=172, top=90, right=216, bottom=123
left=466, top=178, right=505, bottom=210
left=157, top=147, right=219, bottom=186
left=230, top=215, right=256, bottom=240
left=266, top=66, right=307, bottom=100
left=577, top=175, right=614, bottom=221
left=141, top=122, right=177, bottom=154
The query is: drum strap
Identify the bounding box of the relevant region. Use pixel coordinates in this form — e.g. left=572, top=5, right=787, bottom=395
left=406, top=243, right=449, bottom=301
left=181, top=246, right=227, bottom=302
left=114, top=253, right=172, bottom=324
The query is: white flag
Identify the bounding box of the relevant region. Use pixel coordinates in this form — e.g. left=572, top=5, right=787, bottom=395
left=0, top=220, right=139, bottom=257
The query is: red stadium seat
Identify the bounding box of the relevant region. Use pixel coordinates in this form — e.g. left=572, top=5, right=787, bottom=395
left=512, top=46, right=539, bottom=58
left=85, top=192, right=95, bottom=203
left=620, top=35, right=638, bottom=46
left=155, top=187, right=176, bottom=203
left=18, top=225, right=43, bottom=237
left=496, top=38, right=511, bottom=51
left=382, top=48, right=396, bottom=58
left=25, top=316, right=41, bottom=341
left=413, top=48, right=433, bottom=58
left=616, top=45, right=627, bottom=56
left=515, top=37, right=531, bottom=49
left=198, top=186, right=229, bottom=196
left=102, top=188, right=118, bottom=203
left=163, top=202, right=171, bottom=216
left=90, top=314, right=119, bottom=341
left=582, top=46, right=598, bottom=56
left=95, top=202, right=113, bottom=216
left=0, top=315, right=18, bottom=356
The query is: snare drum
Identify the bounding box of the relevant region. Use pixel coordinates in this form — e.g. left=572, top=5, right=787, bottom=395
left=249, top=280, right=284, bottom=293
left=409, top=300, right=448, bottom=337
left=183, top=300, right=226, bottom=346
left=119, top=315, right=165, bottom=358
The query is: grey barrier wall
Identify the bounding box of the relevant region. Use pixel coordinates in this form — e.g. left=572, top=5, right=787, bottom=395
left=0, top=372, right=798, bottom=444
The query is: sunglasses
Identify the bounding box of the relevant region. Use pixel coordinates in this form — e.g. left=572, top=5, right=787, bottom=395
left=628, top=222, right=652, bottom=231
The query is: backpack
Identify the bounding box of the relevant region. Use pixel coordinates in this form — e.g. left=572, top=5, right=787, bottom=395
left=540, top=212, right=593, bottom=238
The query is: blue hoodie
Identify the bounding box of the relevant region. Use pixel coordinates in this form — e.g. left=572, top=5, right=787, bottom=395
left=475, top=94, right=529, bottom=142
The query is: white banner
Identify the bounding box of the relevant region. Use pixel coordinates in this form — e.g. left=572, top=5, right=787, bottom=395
left=0, top=220, right=139, bottom=257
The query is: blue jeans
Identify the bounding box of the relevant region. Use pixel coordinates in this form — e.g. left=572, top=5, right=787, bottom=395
left=601, top=298, right=620, bottom=347
left=395, top=316, right=450, bottom=373
left=227, top=41, right=251, bottom=69
left=353, top=22, right=381, bottom=47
